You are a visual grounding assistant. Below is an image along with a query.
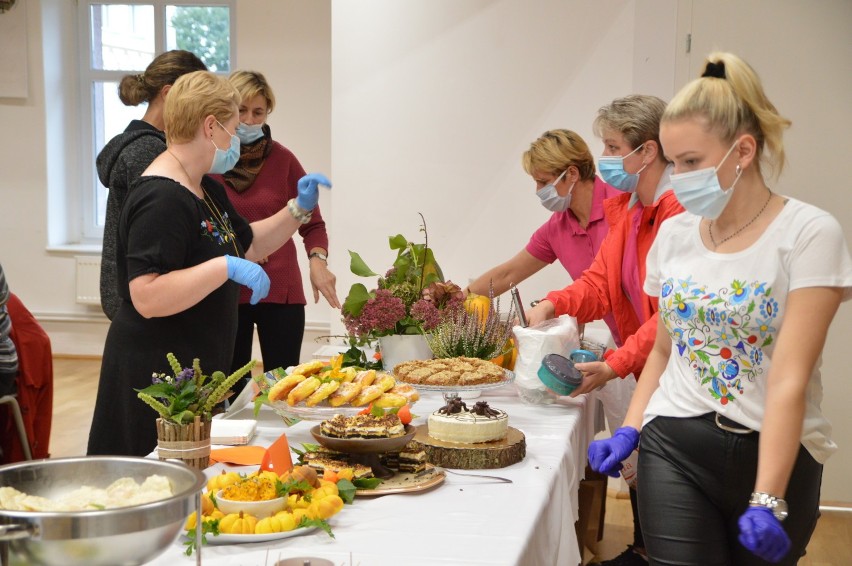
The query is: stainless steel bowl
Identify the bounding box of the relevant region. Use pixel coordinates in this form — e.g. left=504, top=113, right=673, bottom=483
left=0, top=456, right=206, bottom=566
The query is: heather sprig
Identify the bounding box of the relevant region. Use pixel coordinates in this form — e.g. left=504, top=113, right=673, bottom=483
left=427, top=289, right=516, bottom=360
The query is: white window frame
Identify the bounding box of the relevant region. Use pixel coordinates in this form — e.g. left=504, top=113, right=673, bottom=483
left=75, top=0, right=235, bottom=243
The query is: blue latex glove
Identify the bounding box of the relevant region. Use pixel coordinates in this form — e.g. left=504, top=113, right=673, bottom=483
left=738, top=506, right=791, bottom=563
left=295, top=172, right=332, bottom=211
left=225, top=255, right=270, bottom=305
left=587, top=426, right=640, bottom=478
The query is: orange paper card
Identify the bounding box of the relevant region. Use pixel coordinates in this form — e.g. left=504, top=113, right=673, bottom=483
left=209, top=445, right=267, bottom=466
left=260, top=432, right=293, bottom=474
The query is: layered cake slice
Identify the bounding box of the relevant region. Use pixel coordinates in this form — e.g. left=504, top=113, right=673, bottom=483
left=319, top=413, right=406, bottom=439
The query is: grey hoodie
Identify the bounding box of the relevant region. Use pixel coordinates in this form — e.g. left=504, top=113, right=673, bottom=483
left=96, top=120, right=166, bottom=320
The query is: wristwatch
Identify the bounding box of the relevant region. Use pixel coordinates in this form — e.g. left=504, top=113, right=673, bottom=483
left=309, top=251, right=328, bottom=262
left=749, top=492, right=788, bottom=521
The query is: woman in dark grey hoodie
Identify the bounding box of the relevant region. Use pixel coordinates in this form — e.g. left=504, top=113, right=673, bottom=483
left=97, top=50, right=206, bottom=320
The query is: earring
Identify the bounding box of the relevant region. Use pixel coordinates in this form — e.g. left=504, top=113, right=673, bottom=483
left=735, top=164, right=742, bottom=176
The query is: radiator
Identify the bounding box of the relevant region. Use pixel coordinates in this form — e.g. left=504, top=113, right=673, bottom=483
left=75, top=255, right=101, bottom=305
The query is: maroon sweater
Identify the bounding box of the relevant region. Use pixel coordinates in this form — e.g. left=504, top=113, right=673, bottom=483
left=211, top=141, right=329, bottom=305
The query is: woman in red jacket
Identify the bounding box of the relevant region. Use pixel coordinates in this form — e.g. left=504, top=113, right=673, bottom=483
left=526, top=94, right=684, bottom=566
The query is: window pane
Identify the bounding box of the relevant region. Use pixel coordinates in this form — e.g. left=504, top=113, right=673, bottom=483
left=90, top=4, right=155, bottom=71
left=166, top=5, right=231, bottom=73
left=93, top=81, right=148, bottom=227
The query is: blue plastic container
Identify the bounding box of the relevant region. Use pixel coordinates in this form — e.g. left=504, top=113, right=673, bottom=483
left=568, top=349, right=598, bottom=364
left=537, top=353, right=583, bottom=396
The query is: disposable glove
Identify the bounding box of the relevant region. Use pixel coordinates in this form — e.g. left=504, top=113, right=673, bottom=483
left=295, top=173, right=332, bottom=211
left=225, top=255, right=270, bottom=305
left=587, top=426, right=639, bottom=478
left=738, top=506, right=791, bottom=563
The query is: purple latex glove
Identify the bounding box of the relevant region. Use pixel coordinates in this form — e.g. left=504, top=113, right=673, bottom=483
left=295, top=173, right=332, bottom=211
left=587, top=426, right=639, bottom=478
left=225, top=255, right=270, bottom=305
left=738, top=506, right=791, bottom=563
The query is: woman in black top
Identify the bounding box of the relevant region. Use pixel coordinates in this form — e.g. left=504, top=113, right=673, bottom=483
left=87, top=71, right=331, bottom=456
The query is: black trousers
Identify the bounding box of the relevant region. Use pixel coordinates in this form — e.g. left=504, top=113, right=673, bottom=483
left=637, top=414, right=821, bottom=566
left=230, top=303, right=306, bottom=379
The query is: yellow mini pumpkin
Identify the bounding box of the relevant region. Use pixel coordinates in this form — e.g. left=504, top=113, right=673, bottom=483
left=219, top=511, right=258, bottom=534
left=273, top=511, right=298, bottom=532
left=255, top=516, right=285, bottom=534
left=206, top=470, right=241, bottom=493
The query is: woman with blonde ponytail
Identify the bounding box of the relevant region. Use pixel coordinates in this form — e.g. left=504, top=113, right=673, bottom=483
left=588, top=52, right=852, bottom=564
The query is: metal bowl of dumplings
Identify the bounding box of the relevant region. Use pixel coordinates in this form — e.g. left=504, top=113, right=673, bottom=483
left=0, top=456, right=206, bottom=566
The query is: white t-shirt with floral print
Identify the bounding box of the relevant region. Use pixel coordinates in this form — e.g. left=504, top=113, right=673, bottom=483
left=643, top=198, right=852, bottom=463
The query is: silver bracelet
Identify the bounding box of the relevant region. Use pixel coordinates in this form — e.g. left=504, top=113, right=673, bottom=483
left=287, top=198, right=312, bottom=224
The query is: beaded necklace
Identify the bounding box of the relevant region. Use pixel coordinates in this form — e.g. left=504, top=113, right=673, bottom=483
left=169, top=150, right=240, bottom=256
left=708, top=188, right=773, bottom=249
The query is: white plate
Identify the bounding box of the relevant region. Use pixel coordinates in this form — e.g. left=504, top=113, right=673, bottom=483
left=201, top=526, right=318, bottom=545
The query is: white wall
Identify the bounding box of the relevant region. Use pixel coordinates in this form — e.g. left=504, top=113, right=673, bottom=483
left=0, top=0, right=849, bottom=501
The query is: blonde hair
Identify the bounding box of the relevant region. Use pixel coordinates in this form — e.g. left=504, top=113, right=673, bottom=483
left=593, top=94, right=668, bottom=158
left=522, top=129, right=596, bottom=181
left=662, top=52, right=790, bottom=179
left=229, top=70, right=276, bottom=114
left=164, top=71, right=241, bottom=144
left=118, top=50, right=206, bottom=106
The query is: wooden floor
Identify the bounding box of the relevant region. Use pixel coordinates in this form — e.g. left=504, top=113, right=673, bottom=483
left=48, top=357, right=852, bottom=565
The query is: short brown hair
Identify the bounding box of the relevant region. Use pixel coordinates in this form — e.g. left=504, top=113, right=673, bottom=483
left=164, top=71, right=241, bottom=144
left=593, top=94, right=667, bottom=152
left=521, top=129, right=596, bottom=181
left=229, top=70, right=276, bottom=114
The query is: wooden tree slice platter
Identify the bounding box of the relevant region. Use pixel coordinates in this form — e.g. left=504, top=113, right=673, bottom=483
left=413, top=424, right=525, bottom=470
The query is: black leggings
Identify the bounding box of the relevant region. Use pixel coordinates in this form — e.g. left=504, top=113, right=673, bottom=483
left=230, top=303, right=306, bottom=378
left=637, top=414, right=821, bottom=566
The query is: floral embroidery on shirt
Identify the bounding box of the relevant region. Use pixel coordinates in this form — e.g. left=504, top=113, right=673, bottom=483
left=199, top=212, right=237, bottom=247
left=659, top=277, right=778, bottom=406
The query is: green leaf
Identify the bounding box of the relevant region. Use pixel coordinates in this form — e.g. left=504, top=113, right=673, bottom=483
left=342, top=283, right=372, bottom=317
left=183, top=517, right=220, bottom=556
left=352, top=477, right=383, bottom=490
left=298, top=516, right=335, bottom=538
left=388, top=234, right=408, bottom=251
left=370, top=404, right=384, bottom=417
left=336, top=479, right=357, bottom=504
left=348, top=250, right=378, bottom=277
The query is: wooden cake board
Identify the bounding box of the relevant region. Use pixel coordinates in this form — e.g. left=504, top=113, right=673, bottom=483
left=413, top=424, right=525, bottom=470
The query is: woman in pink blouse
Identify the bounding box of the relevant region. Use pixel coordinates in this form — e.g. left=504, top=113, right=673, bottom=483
left=466, top=129, right=621, bottom=338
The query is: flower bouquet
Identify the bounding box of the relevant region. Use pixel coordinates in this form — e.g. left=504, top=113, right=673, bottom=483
left=137, top=353, right=257, bottom=468
left=341, top=215, right=465, bottom=371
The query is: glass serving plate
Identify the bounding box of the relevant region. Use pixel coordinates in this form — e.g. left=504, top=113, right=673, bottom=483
left=405, top=369, right=515, bottom=401
left=268, top=400, right=363, bottom=424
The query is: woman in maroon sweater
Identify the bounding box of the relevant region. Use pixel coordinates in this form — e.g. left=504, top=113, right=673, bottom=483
left=210, top=70, right=339, bottom=375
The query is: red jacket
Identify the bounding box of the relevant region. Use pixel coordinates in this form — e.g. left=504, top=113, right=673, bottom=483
left=545, top=191, right=684, bottom=378
left=0, top=293, right=53, bottom=462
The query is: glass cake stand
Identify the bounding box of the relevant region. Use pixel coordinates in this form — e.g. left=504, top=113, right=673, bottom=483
left=408, top=369, right=515, bottom=402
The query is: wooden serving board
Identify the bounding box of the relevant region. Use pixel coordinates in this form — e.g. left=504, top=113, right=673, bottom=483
left=413, top=424, right=525, bottom=470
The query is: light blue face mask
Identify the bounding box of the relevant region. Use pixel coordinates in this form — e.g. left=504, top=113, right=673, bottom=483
left=536, top=169, right=574, bottom=212
left=670, top=139, right=742, bottom=219
left=209, top=120, right=241, bottom=174
left=598, top=143, right=647, bottom=192
left=236, top=122, right=265, bottom=145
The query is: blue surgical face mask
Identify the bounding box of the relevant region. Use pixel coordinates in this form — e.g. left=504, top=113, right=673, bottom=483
left=236, top=122, right=265, bottom=145
left=669, top=139, right=742, bottom=219
left=536, top=169, right=574, bottom=212
left=209, top=120, right=241, bottom=174
left=598, top=143, right=647, bottom=192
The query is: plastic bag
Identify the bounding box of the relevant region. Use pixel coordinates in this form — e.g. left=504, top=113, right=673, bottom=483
left=513, top=315, right=579, bottom=404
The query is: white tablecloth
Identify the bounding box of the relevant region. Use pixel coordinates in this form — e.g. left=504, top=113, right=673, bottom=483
left=145, top=386, right=599, bottom=566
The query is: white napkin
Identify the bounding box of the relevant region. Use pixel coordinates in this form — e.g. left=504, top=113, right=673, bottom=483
left=210, top=419, right=257, bottom=445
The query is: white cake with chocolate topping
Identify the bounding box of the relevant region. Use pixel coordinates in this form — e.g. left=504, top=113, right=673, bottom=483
left=427, top=399, right=508, bottom=444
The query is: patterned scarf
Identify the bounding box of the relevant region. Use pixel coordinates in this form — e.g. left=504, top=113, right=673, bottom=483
left=223, top=124, right=273, bottom=193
